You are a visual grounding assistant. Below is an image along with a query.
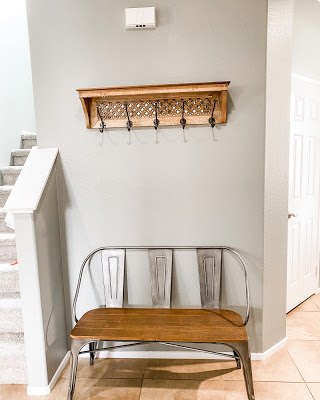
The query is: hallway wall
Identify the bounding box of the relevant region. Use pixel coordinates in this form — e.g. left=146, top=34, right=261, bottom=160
left=26, top=0, right=291, bottom=353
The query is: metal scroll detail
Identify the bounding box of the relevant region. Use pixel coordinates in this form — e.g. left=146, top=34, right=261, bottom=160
left=97, top=98, right=212, bottom=121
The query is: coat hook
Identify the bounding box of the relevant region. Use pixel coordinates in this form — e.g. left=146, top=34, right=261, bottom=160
left=97, top=106, right=106, bottom=133
left=180, top=100, right=187, bottom=143
left=153, top=101, right=160, bottom=144
left=209, top=99, right=217, bottom=129
left=125, top=103, right=133, bottom=132
left=125, top=103, right=133, bottom=145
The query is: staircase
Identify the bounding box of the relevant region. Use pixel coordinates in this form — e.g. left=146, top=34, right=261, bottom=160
left=0, top=132, right=37, bottom=383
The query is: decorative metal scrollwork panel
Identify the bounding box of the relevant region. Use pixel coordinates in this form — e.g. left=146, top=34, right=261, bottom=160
left=197, top=249, right=222, bottom=309
left=101, top=249, right=125, bottom=308
left=97, top=98, right=212, bottom=120
left=148, top=249, right=173, bottom=308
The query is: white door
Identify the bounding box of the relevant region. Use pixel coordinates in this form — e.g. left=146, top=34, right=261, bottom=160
left=287, top=75, right=320, bottom=312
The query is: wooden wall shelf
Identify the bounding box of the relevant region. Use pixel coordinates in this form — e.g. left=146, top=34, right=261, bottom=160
left=77, top=81, right=230, bottom=131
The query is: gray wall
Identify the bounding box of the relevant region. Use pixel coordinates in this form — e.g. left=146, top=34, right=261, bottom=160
left=263, top=0, right=293, bottom=352
left=14, top=169, right=67, bottom=385
left=0, top=0, right=36, bottom=167
left=27, top=0, right=268, bottom=352
left=292, top=0, right=320, bottom=80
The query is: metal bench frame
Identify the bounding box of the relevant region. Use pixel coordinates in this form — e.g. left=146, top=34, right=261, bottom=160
left=67, top=246, right=254, bottom=400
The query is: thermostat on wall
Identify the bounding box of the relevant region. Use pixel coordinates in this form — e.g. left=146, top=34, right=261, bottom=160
left=125, top=7, right=156, bottom=30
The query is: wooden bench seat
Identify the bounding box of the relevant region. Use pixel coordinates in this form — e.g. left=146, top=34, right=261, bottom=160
left=67, top=247, right=255, bottom=400
left=71, top=308, right=248, bottom=343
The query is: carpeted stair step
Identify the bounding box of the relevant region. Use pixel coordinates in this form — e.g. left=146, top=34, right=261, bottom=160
left=0, top=234, right=16, bottom=264
left=0, top=186, right=12, bottom=208
left=21, top=132, right=37, bottom=149
left=0, top=208, right=13, bottom=233
left=0, top=265, right=20, bottom=297
left=0, top=298, right=23, bottom=333
left=0, top=166, right=23, bottom=186
left=0, top=333, right=27, bottom=384
left=11, top=149, right=31, bottom=167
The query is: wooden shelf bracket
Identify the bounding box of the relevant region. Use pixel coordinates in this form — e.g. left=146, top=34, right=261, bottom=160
left=77, top=81, right=230, bottom=131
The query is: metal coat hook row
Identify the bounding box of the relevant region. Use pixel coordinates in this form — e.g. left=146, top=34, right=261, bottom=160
left=180, top=100, right=187, bottom=143
left=97, top=107, right=106, bottom=133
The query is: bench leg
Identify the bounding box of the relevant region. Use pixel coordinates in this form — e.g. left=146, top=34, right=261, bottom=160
left=89, top=342, right=98, bottom=366
left=231, top=342, right=255, bottom=400
left=233, top=350, right=241, bottom=369
left=67, top=339, right=87, bottom=400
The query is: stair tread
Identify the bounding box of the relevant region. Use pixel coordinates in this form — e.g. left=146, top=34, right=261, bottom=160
left=0, top=186, right=14, bottom=191
left=0, top=263, right=18, bottom=272
left=0, top=298, right=21, bottom=309
left=0, top=233, right=15, bottom=239
left=0, top=166, right=23, bottom=172
left=11, top=149, right=31, bottom=156
left=21, top=132, right=37, bottom=139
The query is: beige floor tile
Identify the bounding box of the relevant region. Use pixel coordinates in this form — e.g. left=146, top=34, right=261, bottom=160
left=61, top=358, right=147, bottom=380
left=291, top=296, right=320, bottom=312
left=222, top=348, right=302, bottom=382
left=57, top=377, right=142, bottom=400
left=287, top=311, right=320, bottom=340
left=287, top=340, right=320, bottom=382
left=140, top=379, right=226, bottom=400
left=224, top=381, right=313, bottom=400
left=0, top=378, right=67, bottom=400
left=144, top=359, right=232, bottom=381
left=313, top=294, right=320, bottom=309
left=0, top=378, right=142, bottom=400
left=307, top=383, right=320, bottom=400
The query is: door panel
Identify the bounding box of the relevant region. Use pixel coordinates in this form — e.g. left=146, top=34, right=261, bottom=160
left=287, top=76, right=320, bottom=312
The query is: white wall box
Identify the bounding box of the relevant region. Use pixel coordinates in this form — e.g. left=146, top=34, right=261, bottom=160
left=125, top=7, right=156, bottom=30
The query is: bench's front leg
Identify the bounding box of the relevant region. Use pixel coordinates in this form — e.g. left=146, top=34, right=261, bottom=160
left=67, top=339, right=88, bottom=400
left=233, top=350, right=241, bottom=369
left=229, top=341, right=255, bottom=400
left=89, top=342, right=98, bottom=366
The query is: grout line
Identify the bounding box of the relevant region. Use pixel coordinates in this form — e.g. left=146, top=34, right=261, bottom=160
left=286, top=344, right=315, bottom=399
left=139, top=360, right=148, bottom=399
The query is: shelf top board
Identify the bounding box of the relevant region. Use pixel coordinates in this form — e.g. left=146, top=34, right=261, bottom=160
left=77, top=81, right=230, bottom=99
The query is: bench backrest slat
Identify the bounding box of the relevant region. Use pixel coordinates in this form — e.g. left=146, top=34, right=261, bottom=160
left=101, top=249, right=125, bottom=308
left=197, top=249, right=222, bottom=309
left=148, top=249, right=173, bottom=308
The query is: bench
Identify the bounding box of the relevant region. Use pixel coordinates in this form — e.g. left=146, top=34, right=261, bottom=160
left=67, top=246, right=255, bottom=400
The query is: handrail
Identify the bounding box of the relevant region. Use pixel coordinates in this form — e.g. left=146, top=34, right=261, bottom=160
left=72, top=246, right=250, bottom=326
left=3, top=147, right=58, bottom=213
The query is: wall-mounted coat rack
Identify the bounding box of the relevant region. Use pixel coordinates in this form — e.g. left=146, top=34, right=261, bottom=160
left=77, top=81, right=230, bottom=132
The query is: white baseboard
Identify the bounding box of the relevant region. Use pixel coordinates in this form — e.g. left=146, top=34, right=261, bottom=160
left=27, top=351, right=70, bottom=396
left=251, top=337, right=287, bottom=361
left=79, top=337, right=288, bottom=362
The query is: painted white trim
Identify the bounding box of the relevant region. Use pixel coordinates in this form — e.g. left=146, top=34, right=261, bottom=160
left=292, top=73, right=320, bottom=86
left=79, top=337, right=287, bottom=362
left=251, top=337, right=287, bottom=361
left=3, top=147, right=58, bottom=214
left=27, top=352, right=70, bottom=396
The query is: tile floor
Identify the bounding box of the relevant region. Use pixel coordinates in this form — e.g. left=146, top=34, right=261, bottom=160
left=1, top=294, right=320, bottom=399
